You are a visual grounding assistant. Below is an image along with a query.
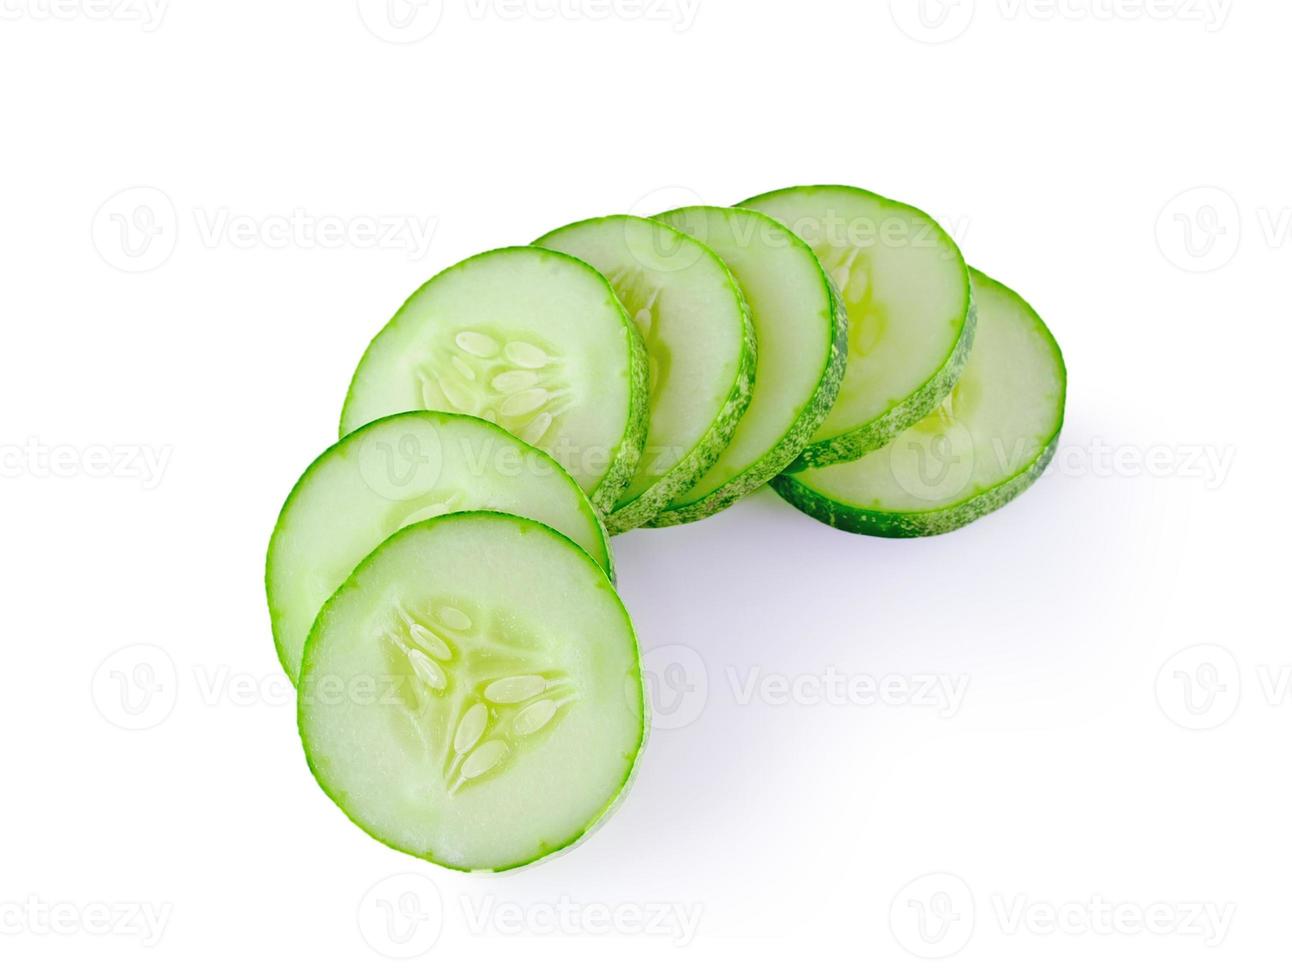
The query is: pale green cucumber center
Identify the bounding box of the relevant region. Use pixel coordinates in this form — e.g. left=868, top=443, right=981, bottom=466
left=299, top=515, right=642, bottom=872
left=743, top=187, right=968, bottom=441
left=340, top=248, right=635, bottom=497
left=796, top=271, right=1064, bottom=513
left=268, top=413, right=610, bottom=683
left=657, top=206, right=835, bottom=506
left=535, top=217, right=747, bottom=506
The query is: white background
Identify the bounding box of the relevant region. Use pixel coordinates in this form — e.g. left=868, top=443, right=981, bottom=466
left=1, top=0, right=1286, bottom=975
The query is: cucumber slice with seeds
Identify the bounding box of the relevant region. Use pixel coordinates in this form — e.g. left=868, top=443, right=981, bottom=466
left=267, top=411, right=613, bottom=684
left=534, top=215, right=755, bottom=533
left=772, top=269, right=1065, bottom=537
left=739, top=185, right=975, bottom=468
left=647, top=206, right=847, bottom=525
left=298, top=511, right=644, bottom=872
left=340, top=246, right=649, bottom=512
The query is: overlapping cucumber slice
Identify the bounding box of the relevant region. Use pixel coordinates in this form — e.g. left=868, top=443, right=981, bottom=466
left=267, top=411, right=613, bottom=684
left=740, top=185, right=975, bottom=468
left=773, top=270, right=1065, bottom=537
left=648, top=206, right=847, bottom=525
left=298, top=512, right=645, bottom=872
left=340, top=246, right=649, bottom=512
left=273, top=182, right=1071, bottom=875
left=535, top=215, right=755, bottom=532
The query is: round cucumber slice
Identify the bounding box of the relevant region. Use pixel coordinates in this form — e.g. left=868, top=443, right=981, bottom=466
left=339, top=246, right=650, bottom=513
left=267, top=411, right=613, bottom=685
left=772, top=269, right=1065, bottom=537
left=298, top=512, right=644, bottom=872
left=646, top=206, right=847, bottom=526
left=534, top=215, right=755, bottom=533
left=739, top=185, right=975, bottom=468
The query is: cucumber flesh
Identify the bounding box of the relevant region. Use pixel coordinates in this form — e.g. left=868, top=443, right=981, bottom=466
left=267, top=411, right=613, bottom=684
left=534, top=216, right=755, bottom=532
left=298, top=512, right=644, bottom=872
left=339, top=246, right=650, bottom=513
left=648, top=206, right=847, bottom=525
left=773, top=270, right=1065, bottom=537
left=739, top=185, right=974, bottom=468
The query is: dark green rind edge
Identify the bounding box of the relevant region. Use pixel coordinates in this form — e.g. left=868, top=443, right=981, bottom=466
left=266, top=411, right=616, bottom=686
left=336, top=245, right=648, bottom=513
left=534, top=216, right=758, bottom=535
left=646, top=208, right=850, bottom=527
left=792, top=293, right=977, bottom=471
left=605, top=277, right=756, bottom=533
left=296, top=510, right=648, bottom=874
left=737, top=184, right=977, bottom=471
left=588, top=304, right=651, bottom=515
left=771, top=432, right=1059, bottom=538
left=771, top=268, right=1067, bottom=538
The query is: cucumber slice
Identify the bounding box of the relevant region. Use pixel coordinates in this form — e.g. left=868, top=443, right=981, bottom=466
left=534, top=216, right=755, bottom=533
left=298, top=511, right=644, bottom=872
left=739, top=185, right=975, bottom=468
left=772, top=270, right=1065, bottom=537
left=339, top=246, right=650, bottom=513
left=266, top=411, right=613, bottom=684
left=646, top=206, right=847, bottom=526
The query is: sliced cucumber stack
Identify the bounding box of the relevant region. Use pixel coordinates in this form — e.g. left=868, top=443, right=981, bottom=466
left=534, top=216, right=756, bottom=532
left=773, top=270, right=1065, bottom=537
left=340, top=246, right=649, bottom=513
left=266, top=411, right=612, bottom=684
left=270, top=182, right=1070, bottom=874
left=647, top=206, right=847, bottom=525
left=298, top=512, right=644, bottom=872
left=739, top=185, right=975, bottom=468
